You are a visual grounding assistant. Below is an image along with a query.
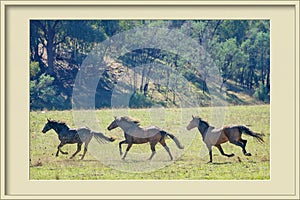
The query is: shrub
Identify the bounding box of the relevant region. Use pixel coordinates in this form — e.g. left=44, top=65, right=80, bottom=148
left=30, top=62, right=40, bottom=79
left=129, top=92, right=153, bottom=108
left=254, top=82, right=270, bottom=102
left=30, top=73, right=65, bottom=110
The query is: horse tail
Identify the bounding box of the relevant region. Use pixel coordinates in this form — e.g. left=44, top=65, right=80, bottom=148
left=161, top=131, right=184, bottom=149
left=237, top=126, right=264, bottom=143
left=93, top=132, right=116, bottom=144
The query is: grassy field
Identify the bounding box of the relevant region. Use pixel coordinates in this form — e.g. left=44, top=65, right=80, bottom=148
left=30, top=105, right=270, bottom=180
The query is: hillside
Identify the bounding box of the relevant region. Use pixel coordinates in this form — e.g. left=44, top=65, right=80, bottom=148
left=31, top=54, right=265, bottom=110
left=106, top=59, right=264, bottom=107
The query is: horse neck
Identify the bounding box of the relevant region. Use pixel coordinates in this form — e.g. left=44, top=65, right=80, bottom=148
left=52, top=123, right=70, bottom=135
left=197, top=121, right=209, bottom=139
left=118, top=120, right=141, bottom=133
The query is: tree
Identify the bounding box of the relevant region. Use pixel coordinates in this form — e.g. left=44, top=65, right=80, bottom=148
left=241, top=26, right=270, bottom=92
left=217, top=20, right=249, bottom=44
left=211, top=38, right=240, bottom=91
left=31, top=20, right=63, bottom=76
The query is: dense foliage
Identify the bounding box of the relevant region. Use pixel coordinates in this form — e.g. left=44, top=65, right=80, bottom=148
left=30, top=20, right=270, bottom=110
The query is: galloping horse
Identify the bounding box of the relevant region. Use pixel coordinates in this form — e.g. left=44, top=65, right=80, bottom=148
left=186, top=116, right=264, bottom=163
left=107, top=116, right=184, bottom=161
left=42, top=119, right=115, bottom=160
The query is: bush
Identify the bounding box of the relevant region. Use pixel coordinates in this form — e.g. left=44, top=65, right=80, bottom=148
left=30, top=73, right=65, bottom=110
left=30, top=62, right=40, bottom=79
left=128, top=91, right=169, bottom=108
left=254, top=82, right=270, bottom=102
left=129, top=92, right=153, bottom=108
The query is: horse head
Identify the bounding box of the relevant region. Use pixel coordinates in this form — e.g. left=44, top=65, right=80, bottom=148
left=42, top=119, right=54, bottom=133
left=186, top=115, right=200, bottom=130
left=107, top=117, right=119, bottom=131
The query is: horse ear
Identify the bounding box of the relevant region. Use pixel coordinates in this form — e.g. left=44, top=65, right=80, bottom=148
left=47, top=118, right=50, bottom=122
left=192, top=115, right=195, bottom=119
left=114, top=116, right=117, bottom=119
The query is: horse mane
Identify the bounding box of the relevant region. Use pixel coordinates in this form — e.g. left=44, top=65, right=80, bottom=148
left=49, top=119, right=70, bottom=129
left=195, top=116, right=210, bottom=127
left=120, top=116, right=140, bottom=126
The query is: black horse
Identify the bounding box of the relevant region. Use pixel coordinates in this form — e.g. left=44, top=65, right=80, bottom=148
left=42, top=119, right=115, bottom=160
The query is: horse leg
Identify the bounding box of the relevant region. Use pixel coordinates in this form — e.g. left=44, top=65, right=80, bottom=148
left=70, top=143, right=82, bottom=159
left=230, top=140, right=251, bottom=156
left=148, top=143, right=156, bottom=160
left=164, top=146, right=173, bottom=161
left=160, top=139, right=173, bottom=160
left=206, top=144, right=213, bottom=163
left=80, top=142, right=89, bottom=160
left=119, top=140, right=127, bottom=156
left=56, top=142, right=67, bottom=157
left=80, top=146, right=87, bottom=160
left=240, top=139, right=251, bottom=156
left=122, top=143, right=132, bottom=160
left=215, top=144, right=234, bottom=157
left=81, top=137, right=93, bottom=160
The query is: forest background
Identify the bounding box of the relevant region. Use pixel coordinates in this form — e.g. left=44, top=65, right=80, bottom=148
left=29, top=20, right=270, bottom=110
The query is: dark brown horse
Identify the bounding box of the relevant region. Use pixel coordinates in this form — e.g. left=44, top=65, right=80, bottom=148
left=107, top=116, right=184, bottom=161
left=186, top=116, right=264, bottom=163
left=42, top=119, right=115, bottom=160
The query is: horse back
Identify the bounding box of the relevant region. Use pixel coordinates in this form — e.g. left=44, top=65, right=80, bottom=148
left=205, top=127, right=229, bottom=145
left=75, top=127, right=93, bottom=142
left=143, top=125, right=161, bottom=131
left=223, top=126, right=242, bottom=141
left=58, top=129, right=81, bottom=144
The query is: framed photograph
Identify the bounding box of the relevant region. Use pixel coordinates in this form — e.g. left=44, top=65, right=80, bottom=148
left=1, top=0, right=299, bottom=199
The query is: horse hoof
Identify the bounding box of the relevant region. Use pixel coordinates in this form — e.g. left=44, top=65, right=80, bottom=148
left=245, top=153, right=252, bottom=156
left=229, top=153, right=235, bottom=157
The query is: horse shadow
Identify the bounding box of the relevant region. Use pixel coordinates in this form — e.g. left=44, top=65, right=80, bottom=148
left=210, top=161, right=232, bottom=165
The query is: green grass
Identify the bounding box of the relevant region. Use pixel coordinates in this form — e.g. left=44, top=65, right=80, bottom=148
left=30, top=105, right=270, bottom=180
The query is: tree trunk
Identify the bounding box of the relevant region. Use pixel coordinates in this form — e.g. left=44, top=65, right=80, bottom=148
left=32, top=20, right=60, bottom=77
left=261, top=54, right=265, bottom=85
left=143, top=83, right=149, bottom=96
left=46, top=21, right=59, bottom=77
left=140, top=67, right=146, bottom=93
left=219, top=80, right=226, bottom=92
left=46, top=36, right=55, bottom=76
left=266, top=67, right=270, bottom=93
